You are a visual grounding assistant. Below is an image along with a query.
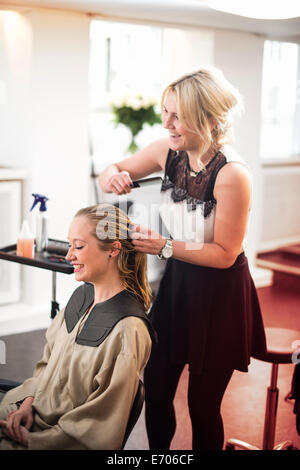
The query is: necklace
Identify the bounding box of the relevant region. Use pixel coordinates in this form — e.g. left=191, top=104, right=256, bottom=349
left=188, top=145, right=219, bottom=177
left=189, top=169, right=201, bottom=177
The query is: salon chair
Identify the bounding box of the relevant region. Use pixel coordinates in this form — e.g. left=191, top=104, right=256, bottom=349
left=226, top=327, right=300, bottom=450
left=0, top=378, right=145, bottom=450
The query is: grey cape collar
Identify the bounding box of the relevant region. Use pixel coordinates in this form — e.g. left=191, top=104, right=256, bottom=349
left=64, top=283, right=156, bottom=347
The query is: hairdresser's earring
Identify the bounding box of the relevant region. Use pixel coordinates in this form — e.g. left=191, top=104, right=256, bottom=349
left=108, top=254, right=112, bottom=259
left=211, top=125, right=218, bottom=143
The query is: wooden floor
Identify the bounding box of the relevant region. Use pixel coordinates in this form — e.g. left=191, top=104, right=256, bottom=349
left=171, top=284, right=300, bottom=450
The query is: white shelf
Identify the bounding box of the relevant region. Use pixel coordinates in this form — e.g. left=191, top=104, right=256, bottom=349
left=0, top=167, right=27, bottom=181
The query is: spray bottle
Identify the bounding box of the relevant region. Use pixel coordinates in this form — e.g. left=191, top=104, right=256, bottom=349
left=30, top=193, right=49, bottom=252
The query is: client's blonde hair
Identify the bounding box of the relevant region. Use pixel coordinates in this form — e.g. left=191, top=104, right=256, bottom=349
left=75, top=203, right=151, bottom=312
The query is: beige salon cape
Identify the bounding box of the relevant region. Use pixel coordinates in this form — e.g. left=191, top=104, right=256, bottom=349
left=0, top=306, right=151, bottom=450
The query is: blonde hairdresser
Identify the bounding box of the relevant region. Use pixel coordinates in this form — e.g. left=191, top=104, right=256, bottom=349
left=99, top=67, right=266, bottom=450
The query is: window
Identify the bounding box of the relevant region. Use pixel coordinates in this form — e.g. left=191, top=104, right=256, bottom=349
left=90, top=20, right=164, bottom=110
left=260, top=40, right=300, bottom=161
left=89, top=20, right=165, bottom=170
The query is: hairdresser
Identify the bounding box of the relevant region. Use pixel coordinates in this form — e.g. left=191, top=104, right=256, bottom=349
left=98, top=67, right=267, bottom=450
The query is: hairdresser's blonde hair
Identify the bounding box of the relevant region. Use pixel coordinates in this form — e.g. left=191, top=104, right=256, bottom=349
left=162, top=66, right=243, bottom=164
left=75, top=203, right=151, bottom=312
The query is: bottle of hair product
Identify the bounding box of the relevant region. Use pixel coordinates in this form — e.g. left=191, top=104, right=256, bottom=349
left=16, top=220, right=35, bottom=258
left=30, top=193, right=49, bottom=252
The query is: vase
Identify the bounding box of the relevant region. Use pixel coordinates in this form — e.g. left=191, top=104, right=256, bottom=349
left=127, top=133, right=139, bottom=154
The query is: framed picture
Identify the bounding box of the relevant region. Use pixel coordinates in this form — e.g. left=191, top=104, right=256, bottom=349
left=0, top=181, right=21, bottom=304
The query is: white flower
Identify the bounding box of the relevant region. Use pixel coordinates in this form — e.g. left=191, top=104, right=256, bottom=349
left=132, top=98, right=143, bottom=110
left=110, top=95, right=125, bottom=108
left=142, top=96, right=157, bottom=107
left=111, top=94, right=158, bottom=110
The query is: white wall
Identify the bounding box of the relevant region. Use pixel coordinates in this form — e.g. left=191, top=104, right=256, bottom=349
left=0, top=9, right=91, bottom=330
left=214, top=30, right=300, bottom=256
left=161, top=27, right=214, bottom=85
left=260, top=166, right=300, bottom=250
left=214, top=29, right=265, bottom=264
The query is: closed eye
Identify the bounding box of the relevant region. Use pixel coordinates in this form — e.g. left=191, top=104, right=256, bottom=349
left=162, top=106, right=178, bottom=120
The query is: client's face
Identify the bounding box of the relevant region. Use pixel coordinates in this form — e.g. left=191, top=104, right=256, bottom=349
left=66, top=216, right=110, bottom=284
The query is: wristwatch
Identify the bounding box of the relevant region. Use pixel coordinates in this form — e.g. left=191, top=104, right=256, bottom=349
left=157, top=239, right=173, bottom=260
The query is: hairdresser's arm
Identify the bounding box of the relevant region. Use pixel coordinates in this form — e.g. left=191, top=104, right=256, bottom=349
left=98, top=138, right=169, bottom=194
left=131, top=163, right=251, bottom=269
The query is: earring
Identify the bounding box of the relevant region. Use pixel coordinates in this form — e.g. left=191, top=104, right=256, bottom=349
left=211, top=125, right=218, bottom=140
left=108, top=254, right=112, bottom=258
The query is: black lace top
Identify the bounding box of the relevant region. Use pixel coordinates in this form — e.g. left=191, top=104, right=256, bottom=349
left=161, top=149, right=227, bottom=218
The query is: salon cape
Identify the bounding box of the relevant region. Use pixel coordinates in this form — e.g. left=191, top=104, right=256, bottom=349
left=0, top=285, right=152, bottom=450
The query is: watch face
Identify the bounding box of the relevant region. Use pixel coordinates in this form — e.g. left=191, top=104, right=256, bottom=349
left=162, top=244, right=173, bottom=258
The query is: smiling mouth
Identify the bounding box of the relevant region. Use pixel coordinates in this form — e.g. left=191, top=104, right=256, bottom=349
left=73, top=264, right=84, bottom=273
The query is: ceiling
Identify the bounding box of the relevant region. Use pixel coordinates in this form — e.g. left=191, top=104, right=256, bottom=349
left=2, top=0, right=300, bottom=40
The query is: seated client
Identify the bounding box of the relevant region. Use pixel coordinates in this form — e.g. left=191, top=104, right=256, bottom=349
left=0, top=203, right=154, bottom=450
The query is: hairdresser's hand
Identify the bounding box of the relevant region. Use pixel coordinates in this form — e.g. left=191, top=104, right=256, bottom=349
left=107, top=171, right=133, bottom=195
left=130, top=224, right=166, bottom=255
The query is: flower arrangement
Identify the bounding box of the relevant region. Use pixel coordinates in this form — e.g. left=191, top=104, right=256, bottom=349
left=111, top=95, right=162, bottom=153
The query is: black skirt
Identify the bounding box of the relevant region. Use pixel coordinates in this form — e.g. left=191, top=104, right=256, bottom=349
left=149, top=253, right=267, bottom=374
